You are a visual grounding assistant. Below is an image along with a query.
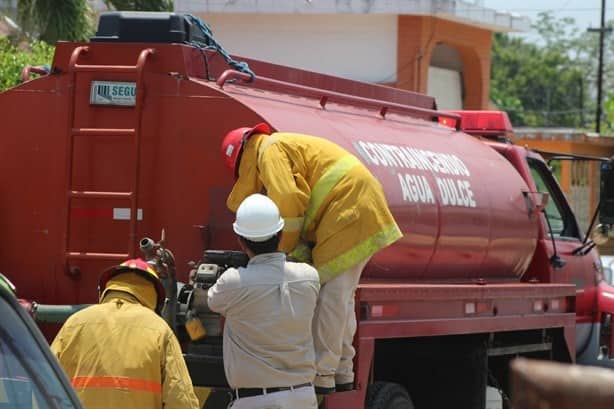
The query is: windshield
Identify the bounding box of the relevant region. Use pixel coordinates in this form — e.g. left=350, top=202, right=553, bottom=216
left=0, top=296, right=77, bottom=409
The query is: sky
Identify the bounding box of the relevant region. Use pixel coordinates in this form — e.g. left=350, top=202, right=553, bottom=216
left=484, top=0, right=609, bottom=34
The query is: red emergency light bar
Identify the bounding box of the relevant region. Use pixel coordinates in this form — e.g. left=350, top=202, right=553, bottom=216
left=439, top=110, right=513, bottom=137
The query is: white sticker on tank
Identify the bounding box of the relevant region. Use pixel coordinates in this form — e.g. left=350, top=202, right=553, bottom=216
left=356, top=141, right=470, bottom=176
left=90, top=81, right=137, bottom=106
left=113, top=208, right=143, bottom=221
left=355, top=140, right=477, bottom=208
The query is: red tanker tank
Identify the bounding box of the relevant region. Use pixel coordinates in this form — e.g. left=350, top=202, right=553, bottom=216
left=0, top=39, right=535, bottom=308
left=221, top=79, right=537, bottom=282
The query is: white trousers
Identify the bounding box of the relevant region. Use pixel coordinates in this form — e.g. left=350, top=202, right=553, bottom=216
left=229, top=386, right=317, bottom=409
left=313, top=257, right=371, bottom=388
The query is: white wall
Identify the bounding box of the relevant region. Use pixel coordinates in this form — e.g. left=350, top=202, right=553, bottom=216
left=427, top=66, right=463, bottom=109
left=198, top=14, right=398, bottom=83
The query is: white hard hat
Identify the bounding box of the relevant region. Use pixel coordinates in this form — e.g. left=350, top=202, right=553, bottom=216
left=233, top=194, right=285, bottom=242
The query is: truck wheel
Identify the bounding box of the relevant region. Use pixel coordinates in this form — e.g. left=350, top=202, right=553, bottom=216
left=366, top=382, right=415, bottom=409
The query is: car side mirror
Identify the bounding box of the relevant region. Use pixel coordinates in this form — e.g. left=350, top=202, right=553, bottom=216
left=523, top=191, right=549, bottom=218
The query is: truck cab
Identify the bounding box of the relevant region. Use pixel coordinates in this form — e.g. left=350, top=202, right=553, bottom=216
left=453, top=110, right=614, bottom=369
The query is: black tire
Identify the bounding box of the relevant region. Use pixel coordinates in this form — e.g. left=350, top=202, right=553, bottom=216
left=366, top=382, right=415, bottom=409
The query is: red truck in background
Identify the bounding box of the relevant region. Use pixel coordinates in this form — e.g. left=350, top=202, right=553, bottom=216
left=1, top=12, right=614, bottom=409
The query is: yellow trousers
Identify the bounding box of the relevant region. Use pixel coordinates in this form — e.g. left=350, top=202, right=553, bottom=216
left=313, top=257, right=371, bottom=388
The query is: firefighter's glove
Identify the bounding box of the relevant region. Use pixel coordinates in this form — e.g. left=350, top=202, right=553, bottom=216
left=288, top=242, right=313, bottom=264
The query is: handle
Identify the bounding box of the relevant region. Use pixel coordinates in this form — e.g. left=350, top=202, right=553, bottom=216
left=21, top=65, right=49, bottom=82
left=216, top=69, right=462, bottom=129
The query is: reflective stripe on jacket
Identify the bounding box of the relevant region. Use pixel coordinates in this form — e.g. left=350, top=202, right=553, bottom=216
left=227, top=132, right=403, bottom=283
left=51, top=290, right=199, bottom=409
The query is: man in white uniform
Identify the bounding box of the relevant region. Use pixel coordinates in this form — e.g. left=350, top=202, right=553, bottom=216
left=208, top=194, right=320, bottom=409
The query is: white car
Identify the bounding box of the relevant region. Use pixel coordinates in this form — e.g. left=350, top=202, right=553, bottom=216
left=603, top=256, right=614, bottom=284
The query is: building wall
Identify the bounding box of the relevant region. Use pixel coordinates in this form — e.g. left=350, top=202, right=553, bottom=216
left=397, top=15, right=492, bottom=109
left=195, top=13, right=398, bottom=83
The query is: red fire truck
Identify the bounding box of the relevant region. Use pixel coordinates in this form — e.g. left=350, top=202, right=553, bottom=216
left=1, top=12, right=614, bottom=409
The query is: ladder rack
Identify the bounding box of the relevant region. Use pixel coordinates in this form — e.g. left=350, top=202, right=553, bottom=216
left=62, top=46, right=155, bottom=273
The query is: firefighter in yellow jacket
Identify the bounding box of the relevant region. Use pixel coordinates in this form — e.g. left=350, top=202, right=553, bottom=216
left=221, top=123, right=403, bottom=394
left=50, top=259, right=199, bottom=409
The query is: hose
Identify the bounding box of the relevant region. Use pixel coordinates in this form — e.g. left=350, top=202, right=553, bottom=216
left=33, top=303, right=90, bottom=323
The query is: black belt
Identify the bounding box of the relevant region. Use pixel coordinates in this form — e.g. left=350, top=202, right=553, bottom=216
left=233, top=382, right=313, bottom=399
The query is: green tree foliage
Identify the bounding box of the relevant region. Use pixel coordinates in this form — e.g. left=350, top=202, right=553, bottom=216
left=606, top=95, right=614, bottom=128
left=0, top=36, right=53, bottom=91
left=4, top=0, right=173, bottom=44
left=491, top=12, right=595, bottom=128
left=16, top=0, right=93, bottom=43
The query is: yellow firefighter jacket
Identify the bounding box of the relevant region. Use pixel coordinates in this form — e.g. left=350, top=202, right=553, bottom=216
left=227, top=132, right=403, bottom=283
left=50, top=274, right=199, bottom=409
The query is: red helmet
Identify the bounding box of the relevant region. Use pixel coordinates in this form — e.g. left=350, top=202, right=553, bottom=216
left=221, top=122, right=271, bottom=178
left=98, top=258, right=165, bottom=313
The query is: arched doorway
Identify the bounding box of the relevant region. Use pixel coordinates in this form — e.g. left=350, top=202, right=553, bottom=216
left=427, top=43, right=464, bottom=109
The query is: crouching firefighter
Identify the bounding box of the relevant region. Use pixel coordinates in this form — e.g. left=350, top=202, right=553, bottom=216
left=220, top=124, right=403, bottom=394
left=51, top=259, right=199, bottom=409
left=207, top=193, right=321, bottom=409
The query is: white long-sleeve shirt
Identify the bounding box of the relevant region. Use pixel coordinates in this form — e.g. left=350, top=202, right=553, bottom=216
left=207, top=252, right=320, bottom=388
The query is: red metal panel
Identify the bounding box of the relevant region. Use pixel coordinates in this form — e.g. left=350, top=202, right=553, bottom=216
left=0, top=76, right=68, bottom=305
left=359, top=314, right=576, bottom=339
left=358, top=282, right=575, bottom=330
left=358, top=282, right=576, bottom=301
